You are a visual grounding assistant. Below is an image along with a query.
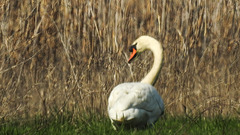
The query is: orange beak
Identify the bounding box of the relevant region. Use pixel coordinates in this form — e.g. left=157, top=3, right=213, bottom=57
left=128, top=48, right=137, bottom=63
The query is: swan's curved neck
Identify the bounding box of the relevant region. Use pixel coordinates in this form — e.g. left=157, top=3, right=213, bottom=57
left=141, top=41, right=163, bottom=85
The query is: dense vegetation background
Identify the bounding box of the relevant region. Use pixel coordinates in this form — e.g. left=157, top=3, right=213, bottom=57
left=0, top=0, right=239, bottom=121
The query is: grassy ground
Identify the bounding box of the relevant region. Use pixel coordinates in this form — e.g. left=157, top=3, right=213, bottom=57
left=1, top=0, right=240, bottom=120
left=1, top=114, right=239, bottom=135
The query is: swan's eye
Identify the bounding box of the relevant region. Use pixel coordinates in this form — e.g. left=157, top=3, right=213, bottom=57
left=129, top=43, right=137, bottom=52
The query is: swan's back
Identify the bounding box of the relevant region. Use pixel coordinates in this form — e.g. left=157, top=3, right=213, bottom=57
left=108, top=82, right=164, bottom=128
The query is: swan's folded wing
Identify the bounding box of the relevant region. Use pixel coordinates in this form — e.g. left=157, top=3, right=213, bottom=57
left=108, top=82, right=164, bottom=122
left=130, top=83, right=164, bottom=113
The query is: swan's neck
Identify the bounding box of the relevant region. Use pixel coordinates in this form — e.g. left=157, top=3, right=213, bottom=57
left=141, top=42, right=163, bottom=85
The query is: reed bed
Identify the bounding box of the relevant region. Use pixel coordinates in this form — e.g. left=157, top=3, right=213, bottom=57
left=0, top=0, right=239, bottom=121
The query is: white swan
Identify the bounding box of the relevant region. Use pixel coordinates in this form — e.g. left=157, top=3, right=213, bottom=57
left=108, top=35, right=164, bottom=129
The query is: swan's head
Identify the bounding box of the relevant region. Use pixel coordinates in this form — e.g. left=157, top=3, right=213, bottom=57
left=128, top=36, right=159, bottom=63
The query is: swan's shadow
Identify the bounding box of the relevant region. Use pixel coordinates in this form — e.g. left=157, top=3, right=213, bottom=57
left=113, top=122, right=155, bottom=131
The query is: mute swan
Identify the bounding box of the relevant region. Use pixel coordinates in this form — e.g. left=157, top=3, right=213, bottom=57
left=108, top=35, right=164, bottom=129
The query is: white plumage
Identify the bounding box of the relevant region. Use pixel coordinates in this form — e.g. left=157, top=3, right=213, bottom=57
left=108, top=35, right=164, bottom=129
left=108, top=83, right=164, bottom=128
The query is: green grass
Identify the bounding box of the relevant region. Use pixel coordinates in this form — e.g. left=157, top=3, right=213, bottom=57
left=0, top=114, right=239, bottom=135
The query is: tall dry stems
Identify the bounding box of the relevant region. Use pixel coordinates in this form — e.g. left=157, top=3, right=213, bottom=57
left=0, top=0, right=239, bottom=120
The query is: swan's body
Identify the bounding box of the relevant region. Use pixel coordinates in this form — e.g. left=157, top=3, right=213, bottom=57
left=108, top=36, right=164, bottom=129
left=108, top=83, right=164, bottom=128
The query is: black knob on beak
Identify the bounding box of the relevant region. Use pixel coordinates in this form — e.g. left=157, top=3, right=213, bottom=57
left=129, top=43, right=137, bottom=52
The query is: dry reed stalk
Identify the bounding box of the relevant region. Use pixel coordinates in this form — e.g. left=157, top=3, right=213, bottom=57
left=0, top=0, right=239, bottom=120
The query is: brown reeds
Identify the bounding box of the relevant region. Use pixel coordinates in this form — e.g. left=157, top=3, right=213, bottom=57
left=0, top=0, right=239, bottom=120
